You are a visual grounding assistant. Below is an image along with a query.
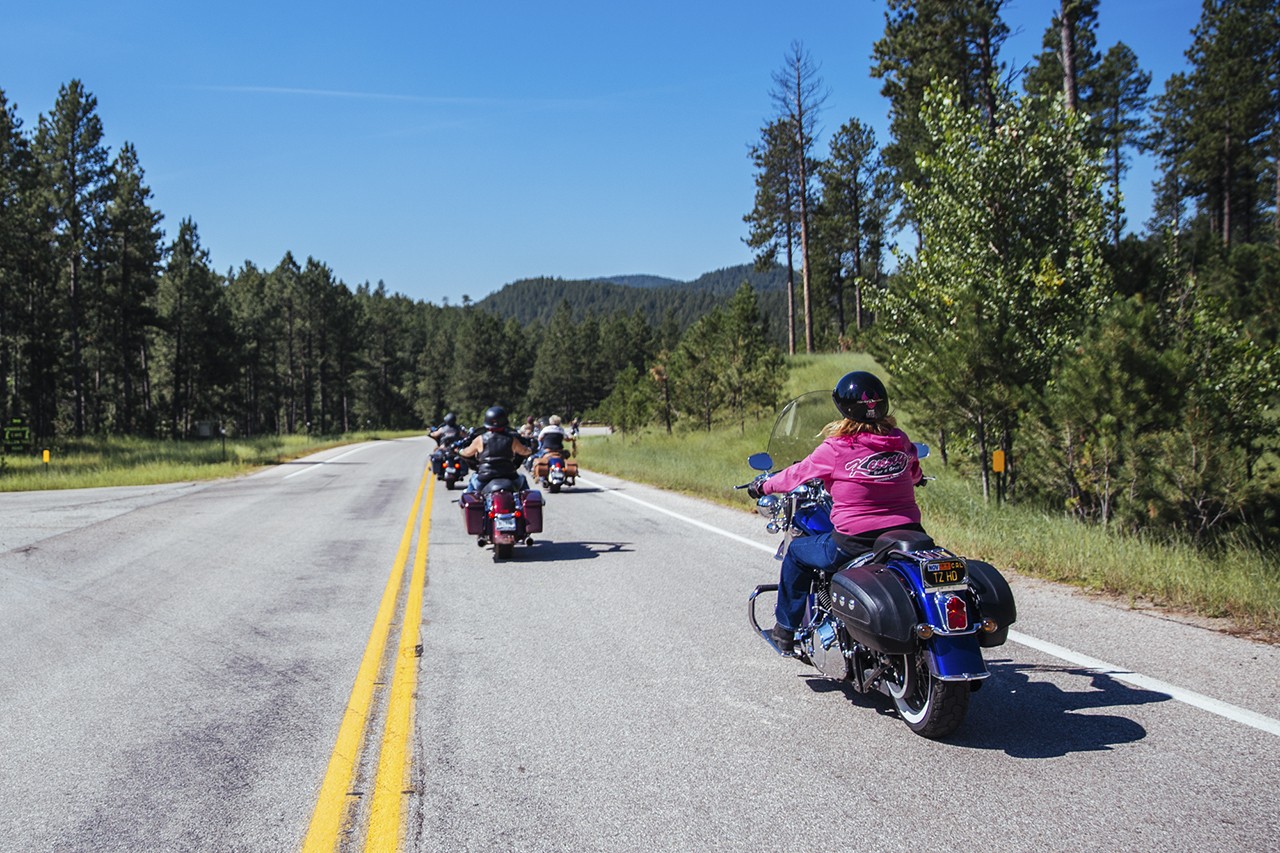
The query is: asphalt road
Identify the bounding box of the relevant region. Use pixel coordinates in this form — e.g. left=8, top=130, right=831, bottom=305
left=2, top=436, right=1278, bottom=852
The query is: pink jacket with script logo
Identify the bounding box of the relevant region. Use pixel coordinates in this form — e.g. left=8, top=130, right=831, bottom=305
left=761, top=428, right=922, bottom=535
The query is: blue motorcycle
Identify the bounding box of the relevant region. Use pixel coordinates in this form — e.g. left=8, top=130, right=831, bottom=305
left=743, top=391, right=1016, bottom=738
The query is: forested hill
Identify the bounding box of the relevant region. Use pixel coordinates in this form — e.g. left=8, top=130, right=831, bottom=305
left=477, top=263, right=789, bottom=330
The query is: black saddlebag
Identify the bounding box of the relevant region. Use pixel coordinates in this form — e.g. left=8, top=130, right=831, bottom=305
left=967, top=560, right=1016, bottom=647
left=829, top=564, right=917, bottom=655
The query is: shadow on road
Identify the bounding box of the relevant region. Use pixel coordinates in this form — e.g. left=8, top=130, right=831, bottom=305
left=514, top=540, right=635, bottom=561
left=799, top=659, right=1166, bottom=756
left=946, top=660, right=1167, bottom=756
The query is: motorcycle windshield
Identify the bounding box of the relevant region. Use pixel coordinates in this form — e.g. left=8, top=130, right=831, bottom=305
left=765, top=390, right=838, bottom=470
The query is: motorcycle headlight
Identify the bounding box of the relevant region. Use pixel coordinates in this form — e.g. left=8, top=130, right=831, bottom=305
left=755, top=494, right=781, bottom=518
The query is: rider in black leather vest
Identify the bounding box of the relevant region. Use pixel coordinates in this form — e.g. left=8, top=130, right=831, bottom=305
left=459, top=406, right=532, bottom=491
left=476, top=430, right=519, bottom=483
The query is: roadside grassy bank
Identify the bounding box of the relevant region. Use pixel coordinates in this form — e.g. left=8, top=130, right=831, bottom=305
left=0, top=431, right=423, bottom=492
left=579, top=353, right=1280, bottom=638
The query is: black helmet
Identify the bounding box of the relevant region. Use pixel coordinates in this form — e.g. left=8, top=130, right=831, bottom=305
left=443, top=412, right=457, bottom=426
left=832, top=371, right=888, bottom=423
left=483, top=406, right=509, bottom=430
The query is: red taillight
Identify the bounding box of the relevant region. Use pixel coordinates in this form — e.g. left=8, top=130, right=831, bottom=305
left=514, top=510, right=522, bottom=518
left=487, top=510, right=495, bottom=518
left=944, top=595, right=968, bottom=631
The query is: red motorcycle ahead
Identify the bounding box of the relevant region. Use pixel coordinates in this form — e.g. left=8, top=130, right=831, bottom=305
left=459, top=478, right=544, bottom=560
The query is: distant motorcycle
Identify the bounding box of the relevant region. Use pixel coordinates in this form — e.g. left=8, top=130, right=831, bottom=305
left=430, top=424, right=469, bottom=488
left=437, top=446, right=469, bottom=490
left=459, top=478, right=544, bottom=560
left=533, top=450, right=577, bottom=493
left=742, top=390, right=1017, bottom=738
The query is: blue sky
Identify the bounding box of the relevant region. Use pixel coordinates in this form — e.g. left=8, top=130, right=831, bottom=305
left=3, top=1, right=1202, bottom=305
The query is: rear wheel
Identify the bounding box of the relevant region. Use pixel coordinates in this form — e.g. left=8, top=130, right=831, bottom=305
left=494, top=542, right=514, bottom=560
left=549, top=483, right=561, bottom=493
left=885, top=652, right=970, bottom=738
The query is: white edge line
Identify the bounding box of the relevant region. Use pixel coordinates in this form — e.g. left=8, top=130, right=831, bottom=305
left=1006, top=630, right=1280, bottom=737
left=580, top=474, right=1280, bottom=739
left=282, top=443, right=378, bottom=480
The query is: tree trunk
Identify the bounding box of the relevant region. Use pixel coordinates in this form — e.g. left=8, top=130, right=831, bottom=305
left=1061, top=2, right=1078, bottom=111
left=1111, top=101, right=1124, bottom=247
left=785, top=220, right=796, bottom=356
left=977, top=28, right=998, bottom=132
left=1222, top=128, right=1232, bottom=245
left=852, top=196, right=864, bottom=332
left=977, top=409, right=990, bottom=502
left=70, top=256, right=85, bottom=436
left=789, top=58, right=815, bottom=354
left=799, top=203, right=813, bottom=353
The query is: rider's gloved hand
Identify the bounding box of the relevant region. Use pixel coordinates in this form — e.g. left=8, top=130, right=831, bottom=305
left=747, top=475, right=768, bottom=500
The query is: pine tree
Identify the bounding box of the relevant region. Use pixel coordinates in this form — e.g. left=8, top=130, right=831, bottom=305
left=1146, top=71, right=1195, bottom=238
left=413, top=301, right=460, bottom=428
left=669, top=309, right=727, bottom=432
left=720, top=282, right=786, bottom=432
left=226, top=261, right=281, bottom=435
left=1092, top=43, right=1151, bottom=246
left=446, top=308, right=513, bottom=422
left=34, top=80, right=112, bottom=435
left=268, top=253, right=305, bottom=431
left=769, top=41, right=826, bottom=354
left=154, top=219, right=233, bottom=438
left=526, top=301, right=574, bottom=417
left=745, top=118, right=801, bottom=354
left=0, top=89, right=33, bottom=425
left=1177, top=0, right=1280, bottom=245
left=871, top=0, right=1010, bottom=232
left=812, top=118, right=891, bottom=337
left=100, top=142, right=164, bottom=433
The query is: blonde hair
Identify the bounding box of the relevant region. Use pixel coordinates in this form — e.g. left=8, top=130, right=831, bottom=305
left=822, top=415, right=897, bottom=438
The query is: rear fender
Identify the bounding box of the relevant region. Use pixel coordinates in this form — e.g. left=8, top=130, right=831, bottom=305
left=924, top=634, right=990, bottom=681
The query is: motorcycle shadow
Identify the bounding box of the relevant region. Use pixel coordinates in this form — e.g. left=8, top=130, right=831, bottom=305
left=520, top=540, right=635, bottom=561
left=802, top=659, right=1166, bottom=756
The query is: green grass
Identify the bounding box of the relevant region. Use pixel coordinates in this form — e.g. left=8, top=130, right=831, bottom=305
left=580, top=354, right=1280, bottom=638
left=0, top=431, right=423, bottom=491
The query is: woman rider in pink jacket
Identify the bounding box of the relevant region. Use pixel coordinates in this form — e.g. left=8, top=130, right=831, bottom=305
left=749, top=371, right=926, bottom=654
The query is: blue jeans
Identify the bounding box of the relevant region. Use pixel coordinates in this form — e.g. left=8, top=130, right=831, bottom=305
left=775, top=532, right=850, bottom=631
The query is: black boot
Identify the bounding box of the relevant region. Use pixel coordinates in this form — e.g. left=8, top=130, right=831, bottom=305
left=770, top=624, right=795, bottom=654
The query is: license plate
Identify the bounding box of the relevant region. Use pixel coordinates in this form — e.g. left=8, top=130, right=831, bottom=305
left=495, top=516, right=518, bottom=532
left=923, top=559, right=967, bottom=587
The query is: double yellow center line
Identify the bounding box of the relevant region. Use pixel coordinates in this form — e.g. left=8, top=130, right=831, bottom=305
left=303, top=464, right=435, bottom=852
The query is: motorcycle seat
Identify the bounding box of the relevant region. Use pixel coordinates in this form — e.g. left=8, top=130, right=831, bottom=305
left=869, top=529, right=935, bottom=564
left=480, top=478, right=520, bottom=494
